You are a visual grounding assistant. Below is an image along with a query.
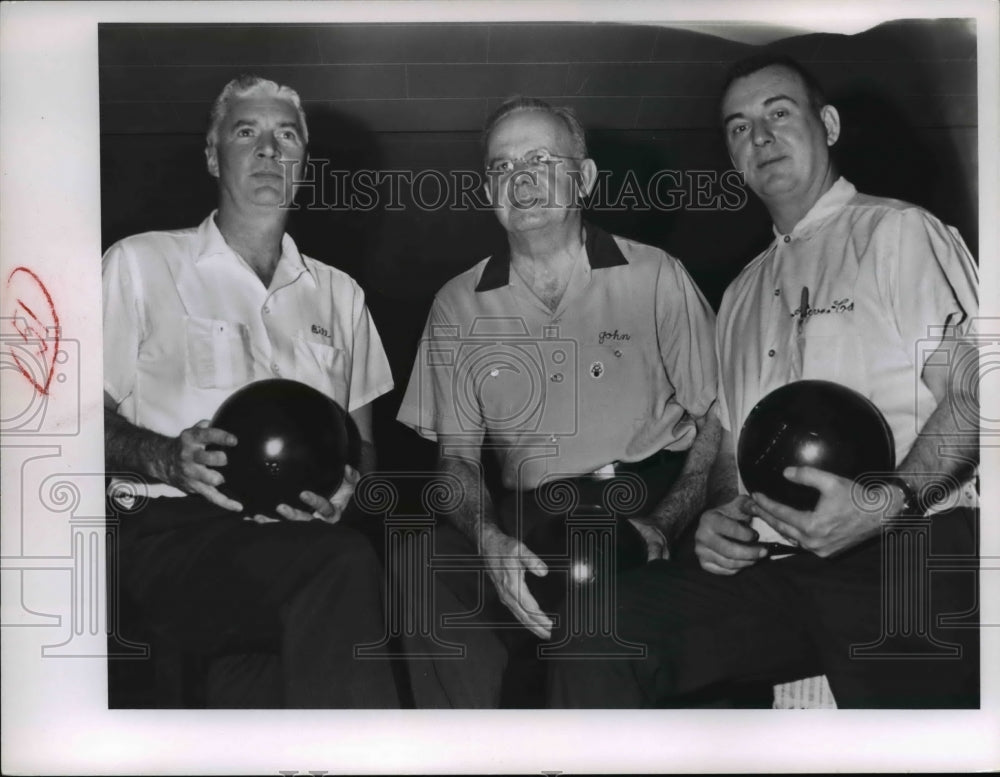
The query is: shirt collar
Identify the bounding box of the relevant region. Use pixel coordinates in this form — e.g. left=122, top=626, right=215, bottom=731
left=193, top=210, right=316, bottom=284
left=474, top=222, right=628, bottom=293
left=773, top=177, right=857, bottom=241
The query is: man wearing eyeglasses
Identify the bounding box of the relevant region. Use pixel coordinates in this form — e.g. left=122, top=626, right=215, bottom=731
left=396, top=97, right=720, bottom=706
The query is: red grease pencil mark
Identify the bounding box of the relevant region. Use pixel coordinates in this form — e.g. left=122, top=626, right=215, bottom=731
left=6, top=267, right=60, bottom=395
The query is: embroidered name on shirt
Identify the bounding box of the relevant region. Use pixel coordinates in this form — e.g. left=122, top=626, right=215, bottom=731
left=311, top=324, right=330, bottom=337
left=598, top=329, right=631, bottom=345
left=790, top=297, right=854, bottom=323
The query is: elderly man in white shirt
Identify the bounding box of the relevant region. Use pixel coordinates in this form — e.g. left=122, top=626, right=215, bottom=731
left=103, top=75, right=399, bottom=707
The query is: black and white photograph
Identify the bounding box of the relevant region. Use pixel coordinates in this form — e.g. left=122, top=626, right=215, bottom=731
left=1, top=1, right=998, bottom=773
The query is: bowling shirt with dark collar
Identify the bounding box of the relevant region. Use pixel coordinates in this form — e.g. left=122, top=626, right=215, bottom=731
left=716, top=177, right=979, bottom=541
left=397, top=224, right=717, bottom=492
left=103, top=211, right=393, bottom=498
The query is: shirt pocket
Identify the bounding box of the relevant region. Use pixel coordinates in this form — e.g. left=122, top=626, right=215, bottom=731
left=293, top=335, right=350, bottom=408
left=184, top=316, right=253, bottom=390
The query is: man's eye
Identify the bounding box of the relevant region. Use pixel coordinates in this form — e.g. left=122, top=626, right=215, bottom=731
left=730, top=124, right=747, bottom=137
left=773, top=109, right=787, bottom=119
left=236, top=128, right=254, bottom=137
left=528, top=151, right=550, bottom=166
left=492, top=160, right=514, bottom=174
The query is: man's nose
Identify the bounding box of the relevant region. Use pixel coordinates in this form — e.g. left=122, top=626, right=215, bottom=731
left=255, top=132, right=278, bottom=157
left=751, top=121, right=774, bottom=146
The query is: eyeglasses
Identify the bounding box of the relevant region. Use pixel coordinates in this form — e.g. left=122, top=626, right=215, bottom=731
left=485, top=148, right=584, bottom=175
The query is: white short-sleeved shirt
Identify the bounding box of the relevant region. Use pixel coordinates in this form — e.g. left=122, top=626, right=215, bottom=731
left=103, top=211, right=394, bottom=497
left=717, top=178, right=979, bottom=540
left=397, top=224, right=718, bottom=491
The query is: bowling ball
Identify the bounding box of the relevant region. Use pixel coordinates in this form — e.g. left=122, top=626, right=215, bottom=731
left=525, top=508, right=648, bottom=614
left=209, top=379, right=349, bottom=516
left=737, top=380, right=895, bottom=511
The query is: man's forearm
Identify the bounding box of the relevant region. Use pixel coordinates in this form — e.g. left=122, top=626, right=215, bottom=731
left=104, top=406, right=175, bottom=484
left=897, top=397, right=978, bottom=507
left=437, top=453, right=503, bottom=549
left=892, top=335, right=979, bottom=509
left=647, top=411, right=722, bottom=546
left=705, top=425, right=739, bottom=511
left=357, top=439, right=377, bottom=476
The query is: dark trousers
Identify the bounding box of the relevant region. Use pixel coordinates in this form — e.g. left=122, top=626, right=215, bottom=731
left=116, top=495, right=400, bottom=707
left=548, top=508, right=980, bottom=708
left=404, top=452, right=688, bottom=708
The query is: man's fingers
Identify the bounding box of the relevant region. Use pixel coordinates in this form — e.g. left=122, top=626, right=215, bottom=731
left=194, top=426, right=238, bottom=447
left=189, top=461, right=227, bottom=488
left=195, top=447, right=229, bottom=468
left=628, top=519, right=667, bottom=562
left=275, top=503, right=316, bottom=522
left=783, top=465, right=837, bottom=491
left=704, top=512, right=757, bottom=544
left=700, top=559, right=739, bottom=576
left=697, top=541, right=761, bottom=571
left=750, top=496, right=805, bottom=546
left=707, top=535, right=767, bottom=563
left=509, top=592, right=553, bottom=639
left=523, top=619, right=553, bottom=641
left=192, top=481, right=242, bottom=512
left=246, top=514, right=280, bottom=524
left=751, top=491, right=807, bottom=523
left=520, top=547, right=548, bottom=578
left=298, top=490, right=333, bottom=513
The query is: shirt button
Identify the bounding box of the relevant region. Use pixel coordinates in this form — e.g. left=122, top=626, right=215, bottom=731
left=263, top=305, right=270, bottom=314
left=783, top=235, right=791, bottom=243
left=550, top=435, right=558, bottom=444
left=774, top=289, right=781, bottom=296
left=767, top=349, right=776, bottom=357
left=550, top=373, right=564, bottom=383
left=271, top=362, right=281, bottom=373
left=614, top=349, right=623, bottom=358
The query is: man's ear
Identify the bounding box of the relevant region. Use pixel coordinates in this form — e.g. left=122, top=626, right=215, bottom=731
left=205, top=145, right=219, bottom=178
left=820, top=105, right=841, bottom=147
left=576, top=158, right=598, bottom=199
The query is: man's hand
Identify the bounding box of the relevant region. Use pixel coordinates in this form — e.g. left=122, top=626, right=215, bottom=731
left=167, top=420, right=243, bottom=511
left=751, top=466, right=884, bottom=558
left=694, top=495, right=768, bottom=575
left=249, top=464, right=360, bottom=525
left=628, top=518, right=670, bottom=561
left=481, top=528, right=553, bottom=640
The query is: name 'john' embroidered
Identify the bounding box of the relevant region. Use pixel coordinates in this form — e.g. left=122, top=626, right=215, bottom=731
left=598, top=329, right=631, bottom=345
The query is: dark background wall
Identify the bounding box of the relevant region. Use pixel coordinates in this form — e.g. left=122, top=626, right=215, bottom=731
left=99, top=19, right=978, bottom=472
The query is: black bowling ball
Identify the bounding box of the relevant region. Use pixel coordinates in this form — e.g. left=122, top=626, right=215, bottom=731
left=209, top=379, right=349, bottom=516
left=525, top=509, right=648, bottom=614
left=737, top=379, right=895, bottom=511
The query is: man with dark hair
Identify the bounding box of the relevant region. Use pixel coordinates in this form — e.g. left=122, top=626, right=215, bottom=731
left=103, top=75, right=401, bottom=707
left=548, top=56, right=979, bottom=708
left=397, top=96, right=720, bottom=706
